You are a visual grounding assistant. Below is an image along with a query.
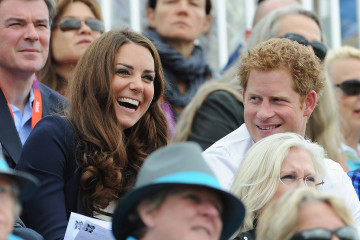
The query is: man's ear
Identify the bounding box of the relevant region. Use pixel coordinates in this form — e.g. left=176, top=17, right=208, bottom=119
left=303, top=90, right=317, bottom=117
left=244, top=29, right=252, bottom=42
left=201, top=14, right=211, bottom=34
left=147, top=8, right=156, bottom=28
left=138, top=201, right=157, bottom=228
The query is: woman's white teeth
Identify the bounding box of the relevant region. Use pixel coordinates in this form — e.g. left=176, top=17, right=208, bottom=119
left=259, top=126, right=277, bottom=130
left=118, top=97, right=139, bottom=106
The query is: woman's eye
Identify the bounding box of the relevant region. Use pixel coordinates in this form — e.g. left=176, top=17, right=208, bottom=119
left=116, top=69, right=129, bottom=75
left=143, top=75, right=154, bottom=82
left=281, top=174, right=296, bottom=180
left=185, top=194, right=200, bottom=202
left=306, top=176, right=315, bottom=182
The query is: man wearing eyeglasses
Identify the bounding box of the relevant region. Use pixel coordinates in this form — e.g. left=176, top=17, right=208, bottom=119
left=203, top=38, right=360, bottom=232
left=0, top=0, right=68, bottom=169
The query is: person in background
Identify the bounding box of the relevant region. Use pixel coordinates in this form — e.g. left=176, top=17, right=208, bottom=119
left=202, top=38, right=360, bottom=227
left=144, top=0, right=214, bottom=135
left=325, top=46, right=360, bottom=171
left=172, top=7, right=341, bottom=160
left=257, top=188, right=358, bottom=240
left=231, top=132, right=325, bottom=240
left=0, top=0, right=68, bottom=168
left=222, top=0, right=300, bottom=72
left=172, top=0, right=300, bottom=150
left=37, top=0, right=104, bottom=97
left=243, top=6, right=342, bottom=164
left=16, top=29, right=168, bottom=240
left=0, top=145, right=40, bottom=240
left=111, top=142, right=246, bottom=240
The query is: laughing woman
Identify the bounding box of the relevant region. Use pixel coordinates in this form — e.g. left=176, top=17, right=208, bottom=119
left=16, top=29, right=168, bottom=240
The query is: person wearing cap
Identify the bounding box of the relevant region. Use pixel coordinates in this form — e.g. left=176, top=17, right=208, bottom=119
left=112, top=142, right=245, bottom=240
left=0, top=146, right=39, bottom=240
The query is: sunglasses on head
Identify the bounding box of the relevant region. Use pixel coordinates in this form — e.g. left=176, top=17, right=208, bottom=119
left=290, top=226, right=358, bottom=240
left=335, top=79, right=360, bottom=96
left=57, top=18, right=104, bottom=33
left=279, top=33, right=327, bottom=61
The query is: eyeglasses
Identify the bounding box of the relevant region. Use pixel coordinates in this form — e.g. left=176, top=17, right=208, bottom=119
left=56, top=18, right=104, bottom=33
left=279, top=33, right=327, bottom=61
left=279, top=174, right=324, bottom=187
left=335, top=79, right=360, bottom=96
left=289, top=226, right=359, bottom=240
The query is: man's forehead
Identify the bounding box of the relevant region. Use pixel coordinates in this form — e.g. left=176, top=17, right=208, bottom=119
left=0, top=0, right=49, bottom=18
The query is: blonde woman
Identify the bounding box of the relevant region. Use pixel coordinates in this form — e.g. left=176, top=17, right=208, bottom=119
left=257, top=188, right=357, bottom=240
left=231, top=132, right=326, bottom=239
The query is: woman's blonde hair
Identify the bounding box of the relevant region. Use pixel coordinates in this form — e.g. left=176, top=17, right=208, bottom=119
left=230, top=132, right=325, bottom=235
left=257, top=188, right=354, bottom=240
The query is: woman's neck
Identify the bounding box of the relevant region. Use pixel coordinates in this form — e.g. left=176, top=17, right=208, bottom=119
left=54, top=63, right=76, bottom=86
left=54, top=63, right=77, bottom=96
left=342, top=125, right=360, bottom=152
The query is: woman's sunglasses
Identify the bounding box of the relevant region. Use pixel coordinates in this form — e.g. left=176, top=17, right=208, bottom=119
left=279, top=33, right=327, bottom=61
left=335, top=79, right=360, bottom=96
left=56, top=18, right=104, bottom=33
left=289, top=226, right=359, bottom=240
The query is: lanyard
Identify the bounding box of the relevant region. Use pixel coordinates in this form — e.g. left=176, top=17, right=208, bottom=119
left=0, top=76, right=42, bottom=129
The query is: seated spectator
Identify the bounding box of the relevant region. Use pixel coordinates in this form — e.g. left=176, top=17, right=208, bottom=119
left=202, top=37, right=360, bottom=227
left=0, top=145, right=39, bottom=240
left=245, top=6, right=342, bottom=163
left=37, top=0, right=104, bottom=97
left=0, top=0, right=68, bottom=168
left=257, top=188, right=357, bottom=240
left=112, top=142, right=245, bottom=240
left=325, top=46, right=360, bottom=171
left=144, top=0, right=214, bottom=129
left=222, top=0, right=300, bottom=73
left=173, top=7, right=342, bottom=163
left=230, top=132, right=325, bottom=240
left=16, top=29, right=168, bottom=240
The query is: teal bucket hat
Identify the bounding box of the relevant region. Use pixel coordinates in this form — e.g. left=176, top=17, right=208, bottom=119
left=112, top=142, right=245, bottom=240
left=0, top=146, right=39, bottom=201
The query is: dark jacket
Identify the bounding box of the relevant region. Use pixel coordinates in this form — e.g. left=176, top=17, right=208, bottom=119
left=187, top=90, right=244, bottom=150
left=16, top=115, right=83, bottom=240
left=0, top=83, right=69, bottom=168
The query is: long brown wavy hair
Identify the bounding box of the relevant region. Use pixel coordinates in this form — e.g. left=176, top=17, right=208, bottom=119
left=37, top=0, right=103, bottom=94
left=68, top=29, right=168, bottom=216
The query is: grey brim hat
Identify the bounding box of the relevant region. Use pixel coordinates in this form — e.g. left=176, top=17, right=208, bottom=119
left=0, top=153, right=39, bottom=201
left=112, top=142, right=245, bottom=240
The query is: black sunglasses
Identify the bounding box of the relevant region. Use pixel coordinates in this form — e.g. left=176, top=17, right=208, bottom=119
left=335, top=79, right=360, bottom=96
left=290, top=226, right=359, bottom=240
left=56, top=18, right=104, bottom=33
left=279, top=33, right=327, bottom=61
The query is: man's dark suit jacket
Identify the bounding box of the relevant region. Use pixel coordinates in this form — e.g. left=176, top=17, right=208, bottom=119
left=0, top=82, right=69, bottom=168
